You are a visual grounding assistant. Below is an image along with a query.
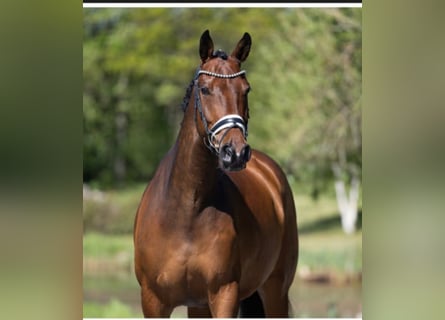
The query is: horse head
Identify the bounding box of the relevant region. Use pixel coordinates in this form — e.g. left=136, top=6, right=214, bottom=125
left=193, top=30, right=252, bottom=171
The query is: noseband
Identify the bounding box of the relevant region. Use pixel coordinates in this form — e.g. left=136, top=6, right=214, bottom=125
left=193, top=68, right=248, bottom=155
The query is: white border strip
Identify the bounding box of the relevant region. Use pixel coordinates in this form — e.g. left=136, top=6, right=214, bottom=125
left=83, top=3, right=362, bottom=8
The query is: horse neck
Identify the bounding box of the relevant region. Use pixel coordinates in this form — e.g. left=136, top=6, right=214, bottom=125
left=167, top=103, right=219, bottom=211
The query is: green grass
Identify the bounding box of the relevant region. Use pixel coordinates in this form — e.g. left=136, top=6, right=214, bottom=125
left=106, top=183, right=147, bottom=211
left=84, top=299, right=140, bottom=318
left=299, top=230, right=362, bottom=274
left=293, top=193, right=339, bottom=226
left=83, top=232, right=133, bottom=258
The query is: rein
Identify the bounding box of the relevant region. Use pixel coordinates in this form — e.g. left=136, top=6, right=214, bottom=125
left=193, top=67, right=248, bottom=155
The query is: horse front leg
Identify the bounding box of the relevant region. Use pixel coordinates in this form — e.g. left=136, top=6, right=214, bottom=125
left=208, top=281, right=240, bottom=318
left=258, top=276, right=290, bottom=317
left=140, top=286, right=173, bottom=318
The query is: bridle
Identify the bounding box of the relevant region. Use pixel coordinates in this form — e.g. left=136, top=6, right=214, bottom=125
left=193, top=67, right=248, bottom=155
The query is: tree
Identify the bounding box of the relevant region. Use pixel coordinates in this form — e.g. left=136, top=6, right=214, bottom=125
left=83, top=8, right=277, bottom=188
left=247, top=8, right=362, bottom=233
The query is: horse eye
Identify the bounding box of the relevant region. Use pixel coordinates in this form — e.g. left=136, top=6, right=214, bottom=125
left=245, top=87, right=251, bottom=95
left=200, top=87, right=211, bottom=95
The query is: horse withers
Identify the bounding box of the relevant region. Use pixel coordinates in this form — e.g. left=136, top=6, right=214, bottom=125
left=134, top=30, right=298, bottom=318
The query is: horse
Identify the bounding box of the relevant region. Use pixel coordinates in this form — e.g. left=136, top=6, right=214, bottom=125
left=134, top=30, right=298, bottom=318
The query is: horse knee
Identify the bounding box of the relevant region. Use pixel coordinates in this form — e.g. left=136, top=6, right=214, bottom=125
left=208, top=281, right=240, bottom=317
left=140, top=287, right=172, bottom=317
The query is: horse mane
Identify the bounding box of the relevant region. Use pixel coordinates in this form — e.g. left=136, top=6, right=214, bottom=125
left=180, top=50, right=228, bottom=112
left=180, top=78, right=195, bottom=112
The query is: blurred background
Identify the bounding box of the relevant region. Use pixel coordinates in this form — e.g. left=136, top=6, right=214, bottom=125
left=83, top=7, right=361, bottom=318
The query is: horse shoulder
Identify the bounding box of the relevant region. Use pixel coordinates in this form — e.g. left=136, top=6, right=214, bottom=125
left=229, top=149, right=290, bottom=225
left=248, top=150, right=299, bottom=285
left=134, top=148, right=177, bottom=264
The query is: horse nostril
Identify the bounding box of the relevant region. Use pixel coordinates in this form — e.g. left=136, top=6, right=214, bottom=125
left=241, top=145, right=251, bottom=162
left=220, top=144, right=250, bottom=170
left=221, top=144, right=235, bottom=167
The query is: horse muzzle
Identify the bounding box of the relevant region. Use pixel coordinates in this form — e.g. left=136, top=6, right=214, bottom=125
left=219, top=143, right=251, bottom=171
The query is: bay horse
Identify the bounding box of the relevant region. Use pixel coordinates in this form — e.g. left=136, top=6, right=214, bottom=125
left=134, top=30, right=298, bottom=318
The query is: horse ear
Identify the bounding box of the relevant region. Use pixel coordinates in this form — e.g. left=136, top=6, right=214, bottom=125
left=231, top=32, right=252, bottom=62
left=199, top=30, right=214, bottom=63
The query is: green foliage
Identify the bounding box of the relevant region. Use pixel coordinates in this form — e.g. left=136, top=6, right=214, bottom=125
left=83, top=8, right=361, bottom=194
left=248, top=9, right=362, bottom=195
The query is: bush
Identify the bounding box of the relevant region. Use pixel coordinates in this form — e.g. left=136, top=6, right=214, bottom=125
left=83, top=184, right=144, bottom=234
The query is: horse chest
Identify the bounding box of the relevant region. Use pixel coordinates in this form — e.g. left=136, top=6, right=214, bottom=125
left=147, top=237, right=236, bottom=306
left=139, top=192, right=281, bottom=304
